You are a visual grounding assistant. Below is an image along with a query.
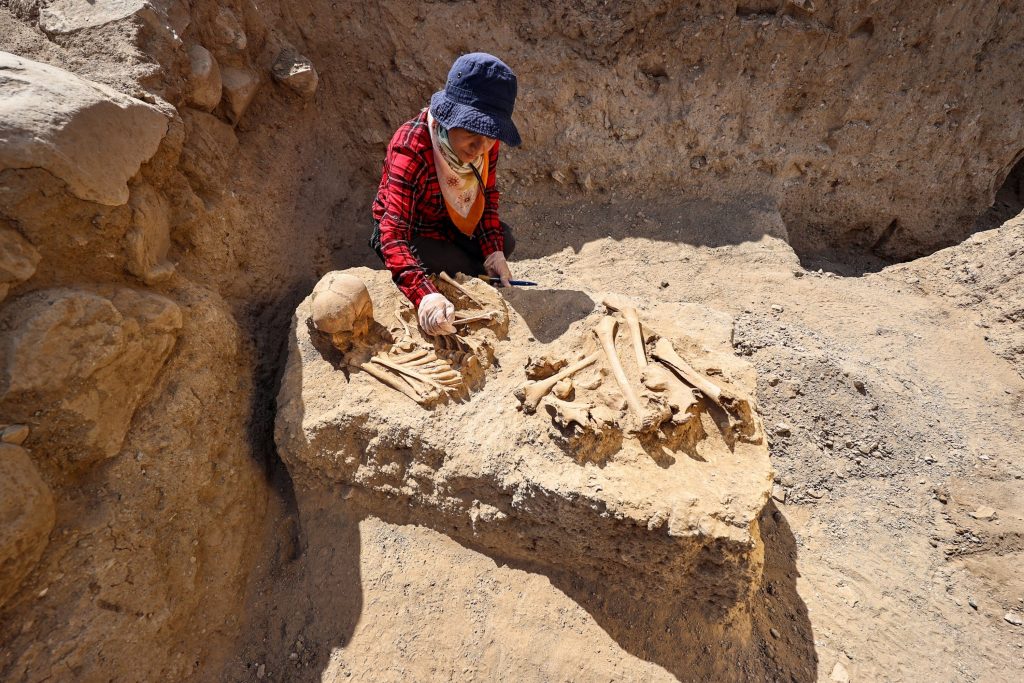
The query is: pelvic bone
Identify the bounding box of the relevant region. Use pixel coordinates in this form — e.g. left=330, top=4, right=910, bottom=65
left=518, top=353, right=600, bottom=413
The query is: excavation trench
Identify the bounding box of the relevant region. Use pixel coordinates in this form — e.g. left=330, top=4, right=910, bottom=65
left=3, top=1, right=1024, bottom=681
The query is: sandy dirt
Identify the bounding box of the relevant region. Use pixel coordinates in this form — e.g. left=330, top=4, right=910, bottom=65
left=224, top=200, right=1024, bottom=682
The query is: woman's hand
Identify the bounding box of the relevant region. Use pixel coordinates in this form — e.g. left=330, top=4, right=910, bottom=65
left=483, top=251, right=513, bottom=288
left=417, top=293, right=457, bottom=335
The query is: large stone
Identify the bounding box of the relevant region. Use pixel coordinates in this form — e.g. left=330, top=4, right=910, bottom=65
left=0, top=287, right=183, bottom=471
left=0, top=443, right=56, bottom=608
left=277, top=268, right=774, bottom=619
left=185, top=44, right=222, bottom=112
left=0, top=228, right=41, bottom=303
left=125, top=184, right=175, bottom=284
left=271, top=49, right=319, bottom=99
left=0, top=52, right=168, bottom=206
left=38, top=0, right=190, bottom=39
left=220, top=66, right=260, bottom=124
left=39, top=0, right=149, bottom=33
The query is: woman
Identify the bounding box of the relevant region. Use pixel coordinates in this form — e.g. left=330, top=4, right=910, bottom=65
left=370, top=52, right=521, bottom=335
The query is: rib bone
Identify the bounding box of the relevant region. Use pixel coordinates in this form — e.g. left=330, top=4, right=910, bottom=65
left=651, top=338, right=723, bottom=405
left=593, top=316, right=643, bottom=415
left=356, top=361, right=424, bottom=403
left=518, top=353, right=600, bottom=412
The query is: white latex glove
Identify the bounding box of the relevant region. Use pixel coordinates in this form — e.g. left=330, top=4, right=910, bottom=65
left=417, top=292, right=456, bottom=335
left=483, top=251, right=513, bottom=287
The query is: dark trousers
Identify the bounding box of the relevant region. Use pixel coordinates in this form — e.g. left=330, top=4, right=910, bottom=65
left=370, top=221, right=516, bottom=277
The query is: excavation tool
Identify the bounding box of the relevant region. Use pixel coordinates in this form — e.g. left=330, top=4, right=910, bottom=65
left=487, top=277, right=538, bottom=287
left=518, top=353, right=600, bottom=412
left=593, top=316, right=644, bottom=415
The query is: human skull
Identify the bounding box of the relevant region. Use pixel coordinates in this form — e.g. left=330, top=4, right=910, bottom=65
left=310, top=272, right=374, bottom=352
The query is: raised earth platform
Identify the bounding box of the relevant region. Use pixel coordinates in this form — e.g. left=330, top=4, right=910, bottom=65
left=276, top=267, right=773, bottom=618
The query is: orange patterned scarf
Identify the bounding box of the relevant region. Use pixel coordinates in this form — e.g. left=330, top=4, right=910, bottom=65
left=427, top=110, right=488, bottom=236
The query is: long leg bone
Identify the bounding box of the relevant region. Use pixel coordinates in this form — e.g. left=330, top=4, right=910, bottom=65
left=651, top=338, right=724, bottom=406
left=593, top=316, right=644, bottom=415
left=438, top=272, right=487, bottom=307
left=517, top=353, right=600, bottom=412
left=602, top=297, right=647, bottom=368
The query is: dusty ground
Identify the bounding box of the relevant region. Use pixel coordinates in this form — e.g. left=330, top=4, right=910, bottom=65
left=224, top=200, right=1024, bottom=682
left=3, top=2, right=1024, bottom=681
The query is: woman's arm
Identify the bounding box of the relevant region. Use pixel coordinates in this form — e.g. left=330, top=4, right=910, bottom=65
left=378, top=147, right=440, bottom=307
left=476, top=142, right=503, bottom=257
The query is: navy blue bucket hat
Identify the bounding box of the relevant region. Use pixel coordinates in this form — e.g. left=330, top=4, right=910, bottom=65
left=430, top=52, right=521, bottom=147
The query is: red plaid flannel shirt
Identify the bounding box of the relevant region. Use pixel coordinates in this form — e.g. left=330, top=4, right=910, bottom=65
left=372, top=109, right=503, bottom=307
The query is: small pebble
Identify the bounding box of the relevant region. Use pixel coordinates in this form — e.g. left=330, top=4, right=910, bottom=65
left=289, top=652, right=299, bottom=660
left=257, top=664, right=266, bottom=679
left=1, top=424, right=29, bottom=445
left=1005, top=612, right=1023, bottom=626
left=775, top=423, right=792, bottom=437
left=968, top=597, right=978, bottom=610
left=969, top=506, right=996, bottom=521
left=660, top=280, right=669, bottom=288
left=771, top=304, right=784, bottom=313
left=770, top=627, right=781, bottom=638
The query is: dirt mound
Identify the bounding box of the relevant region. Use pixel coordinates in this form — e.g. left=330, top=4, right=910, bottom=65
left=277, top=267, right=773, bottom=621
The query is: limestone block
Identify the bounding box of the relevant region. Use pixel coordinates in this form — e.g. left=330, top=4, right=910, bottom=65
left=0, top=443, right=56, bottom=608
left=0, top=52, right=168, bottom=206
left=39, top=0, right=149, bottom=33
left=0, top=228, right=41, bottom=303
left=220, top=66, right=260, bottom=124
left=125, top=184, right=175, bottom=284
left=186, top=44, right=222, bottom=112
left=0, top=287, right=183, bottom=471
left=38, top=0, right=190, bottom=39
left=271, top=49, right=319, bottom=98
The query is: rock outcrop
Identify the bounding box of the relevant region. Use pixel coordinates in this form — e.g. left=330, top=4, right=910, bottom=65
left=277, top=268, right=774, bottom=619
left=0, top=443, right=55, bottom=608
left=0, top=52, right=168, bottom=206
left=0, top=287, right=182, bottom=474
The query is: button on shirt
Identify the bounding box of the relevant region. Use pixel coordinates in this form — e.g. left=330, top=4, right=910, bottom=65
left=372, top=109, right=503, bottom=307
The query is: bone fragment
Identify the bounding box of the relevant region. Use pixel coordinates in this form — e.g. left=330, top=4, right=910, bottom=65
left=642, top=364, right=697, bottom=422
left=544, top=396, right=591, bottom=429
left=593, top=316, right=643, bottom=415
left=453, top=310, right=499, bottom=325
left=651, top=338, right=723, bottom=405
left=589, top=405, right=619, bottom=428
left=602, top=296, right=647, bottom=368
left=438, top=272, right=486, bottom=307
left=518, top=353, right=600, bottom=412
left=356, top=361, right=424, bottom=403
left=552, top=378, right=574, bottom=400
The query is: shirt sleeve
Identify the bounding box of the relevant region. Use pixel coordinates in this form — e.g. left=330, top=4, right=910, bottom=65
left=378, top=146, right=439, bottom=307
left=476, top=142, right=503, bottom=257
